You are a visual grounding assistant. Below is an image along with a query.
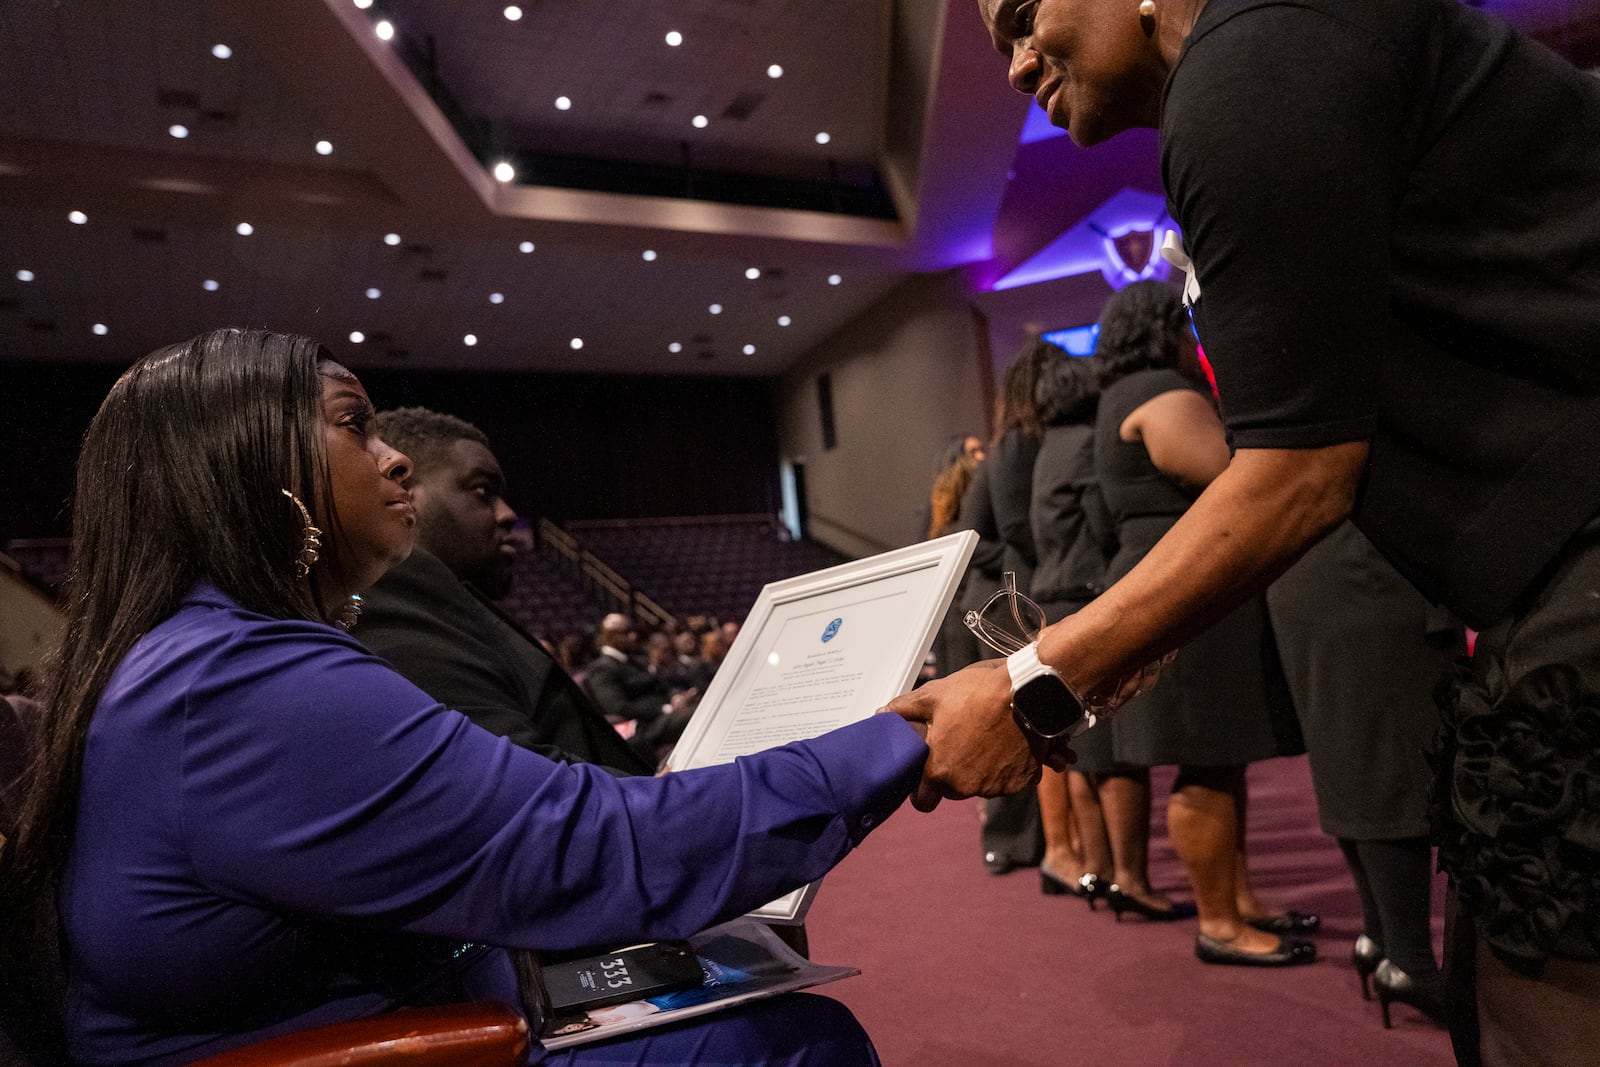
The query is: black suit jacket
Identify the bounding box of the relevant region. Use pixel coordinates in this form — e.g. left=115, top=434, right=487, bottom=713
left=581, top=651, right=671, bottom=723
left=358, top=549, right=649, bottom=775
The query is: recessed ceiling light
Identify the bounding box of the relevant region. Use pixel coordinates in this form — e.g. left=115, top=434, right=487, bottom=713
left=709, top=303, right=723, bottom=315
left=202, top=278, right=219, bottom=291
left=68, top=210, right=88, bottom=225
left=92, top=323, right=109, bottom=336
left=642, top=249, right=657, bottom=262
left=665, top=30, right=683, bottom=46
left=668, top=342, right=683, bottom=353
left=349, top=330, right=365, bottom=343
left=365, top=287, right=381, bottom=299
left=745, top=267, right=761, bottom=280
left=464, top=333, right=478, bottom=347
left=235, top=222, right=254, bottom=236
left=211, top=43, right=233, bottom=59
left=767, top=64, right=783, bottom=78
left=504, top=5, right=523, bottom=20
left=815, top=131, right=831, bottom=145
left=692, top=114, right=708, bottom=129
left=16, top=269, right=34, bottom=282
left=570, top=337, right=584, bottom=350
left=493, top=160, right=515, bottom=183
left=315, top=139, right=334, bottom=156
left=828, top=273, right=842, bottom=285
left=375, top=20, right=394, bottom=41
left=555, top=96, right=572, bottom=111
left=518, top=240, right=535, bottom=253
left=489, top=292, right=505, bottom=304
left=778, top=315, right=792, bottom=326
left=353, top=0, right=372, bottom=8
left=743, top=344, right=756, bottom=355
left=384, top=232, right=402, bottom=246
left=169, top=124, right=189, bottom=139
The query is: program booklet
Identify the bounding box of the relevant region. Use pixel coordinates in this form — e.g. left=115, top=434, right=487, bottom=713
left=540, top=919, right=859, bottom=1050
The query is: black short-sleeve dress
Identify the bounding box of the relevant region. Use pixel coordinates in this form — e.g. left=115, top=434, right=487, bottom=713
left=1091, top=368, right=1283, bottom=770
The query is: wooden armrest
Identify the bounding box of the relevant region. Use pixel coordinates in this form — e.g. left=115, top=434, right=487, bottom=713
left=190, top=1002, right=529, bottom=1067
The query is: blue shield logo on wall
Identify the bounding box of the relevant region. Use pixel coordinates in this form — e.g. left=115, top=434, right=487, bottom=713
left=821, top=618, right=843, bottom=643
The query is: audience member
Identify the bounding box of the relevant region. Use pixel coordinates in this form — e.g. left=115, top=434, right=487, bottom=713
left=358, top=407, right=647, bottom=775
left=584, top=612, right=696, bottom=764
left=0, top=327, right=1038, bottom=1066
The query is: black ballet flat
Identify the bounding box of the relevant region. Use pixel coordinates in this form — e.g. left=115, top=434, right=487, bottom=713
left=1373, top=960, right=1446, bottom=1029
left=1107, top=885, right=1198, bottom=923
left=1195, top=933, right=1317, bottom=967
left=1352, top=934, right=1382, bottom=1001
left=1245, top=909, right=1321, bottom=935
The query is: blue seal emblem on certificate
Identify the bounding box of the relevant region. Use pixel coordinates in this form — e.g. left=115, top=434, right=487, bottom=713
left=821, top=618, right=843, bottom=643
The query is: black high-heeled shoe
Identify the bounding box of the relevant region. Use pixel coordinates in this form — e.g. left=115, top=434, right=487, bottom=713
left=1373, top=960, right=1447, bottom=1029
left=1352, top=934, right=1382, bottom=1001
left=1106, top=884, right=1198, bottom=922
left=1078, top=873, right=1109, bottom=911
left=1040, top=866, right=1078, bottom=897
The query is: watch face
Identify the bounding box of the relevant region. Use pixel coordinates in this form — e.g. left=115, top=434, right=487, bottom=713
left=1014, top=676, right=1086, bottom=737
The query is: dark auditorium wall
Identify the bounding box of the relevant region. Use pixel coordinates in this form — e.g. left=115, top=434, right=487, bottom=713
left=0, top=361, right=780, bottom=544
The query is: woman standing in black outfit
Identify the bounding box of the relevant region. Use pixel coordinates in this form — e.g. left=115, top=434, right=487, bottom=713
left=1267, top=524, right=1462, bottom=1022
left=1092, top=281, right=1308, bottom=965
left=1027, top=353, right=1116, bottom=901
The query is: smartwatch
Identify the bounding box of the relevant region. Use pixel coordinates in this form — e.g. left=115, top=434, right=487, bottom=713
left=1005, top=642, right=1089, bottom=741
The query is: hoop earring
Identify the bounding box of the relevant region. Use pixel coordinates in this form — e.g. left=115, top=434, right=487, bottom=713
left=1139, top=0, right=1157, bottom=35
left=281, top=489, right=322, bottom=580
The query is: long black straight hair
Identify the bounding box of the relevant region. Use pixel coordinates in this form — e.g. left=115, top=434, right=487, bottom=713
left=0, top=328, right=344, bottom=1059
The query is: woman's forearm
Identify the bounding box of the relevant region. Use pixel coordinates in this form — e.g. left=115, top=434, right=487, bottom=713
left=1037, top=441, right=1369, bottom=696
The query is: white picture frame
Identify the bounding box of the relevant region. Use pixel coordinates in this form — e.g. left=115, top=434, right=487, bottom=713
left=665, top=530, right=979, bottom=923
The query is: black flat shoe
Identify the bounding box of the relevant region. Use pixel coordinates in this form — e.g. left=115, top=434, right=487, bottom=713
left=1373, top=960, right=1446, bottom=1029
left=1107, top=885, right=1198, bottom=923
left=1196, top=933, right=1317, bottom=967
left=1352, top=934, right=1382, bottom=1001
left=1245, top=909, right=1321, bottom=935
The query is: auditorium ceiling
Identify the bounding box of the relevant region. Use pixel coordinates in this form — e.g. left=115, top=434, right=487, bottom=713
left=2, top=0, right=1597, bottom=376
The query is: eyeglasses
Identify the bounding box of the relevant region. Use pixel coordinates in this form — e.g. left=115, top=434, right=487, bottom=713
left=963, top=571, right=1173, bottom=714
left=963, top=571, right=1046, bottom=657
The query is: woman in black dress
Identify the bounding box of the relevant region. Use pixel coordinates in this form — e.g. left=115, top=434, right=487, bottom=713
left=1092, top=281, right=1309, bottom=965
left=1267, top=524, right=1462, bottom=1021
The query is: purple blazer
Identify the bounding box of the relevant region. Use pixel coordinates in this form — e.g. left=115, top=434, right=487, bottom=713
left=61, top=585, right=925, bottom=1065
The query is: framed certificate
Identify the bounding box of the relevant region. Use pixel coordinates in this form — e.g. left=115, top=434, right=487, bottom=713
left=665, top=530, right=978, bottom=923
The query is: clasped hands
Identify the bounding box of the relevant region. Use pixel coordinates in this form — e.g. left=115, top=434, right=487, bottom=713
left=880, top=660, right=1073, bottom=812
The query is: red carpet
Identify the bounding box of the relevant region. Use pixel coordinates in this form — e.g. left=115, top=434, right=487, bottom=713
left=806, top=756, right=1455, bottom=1066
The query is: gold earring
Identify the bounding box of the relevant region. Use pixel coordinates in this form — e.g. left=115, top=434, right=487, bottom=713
left=282, top=489, right=322, bottom=580
left=1139, top=0, right=1157, bottom=34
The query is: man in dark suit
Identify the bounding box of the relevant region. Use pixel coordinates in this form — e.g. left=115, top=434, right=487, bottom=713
left=584, top=613, right=695, bottom=765
left=359, top=407, right=648, bottom=776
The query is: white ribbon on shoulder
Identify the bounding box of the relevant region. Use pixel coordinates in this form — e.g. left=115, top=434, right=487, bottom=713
left=1160, top=231, right=1202, bottom=308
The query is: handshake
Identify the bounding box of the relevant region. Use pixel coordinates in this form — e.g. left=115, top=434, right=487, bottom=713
left=880, top=658, right=1071, bottom=812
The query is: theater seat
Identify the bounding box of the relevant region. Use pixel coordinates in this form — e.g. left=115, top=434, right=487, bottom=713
left=189, top=1003, right=529, bottom=1067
